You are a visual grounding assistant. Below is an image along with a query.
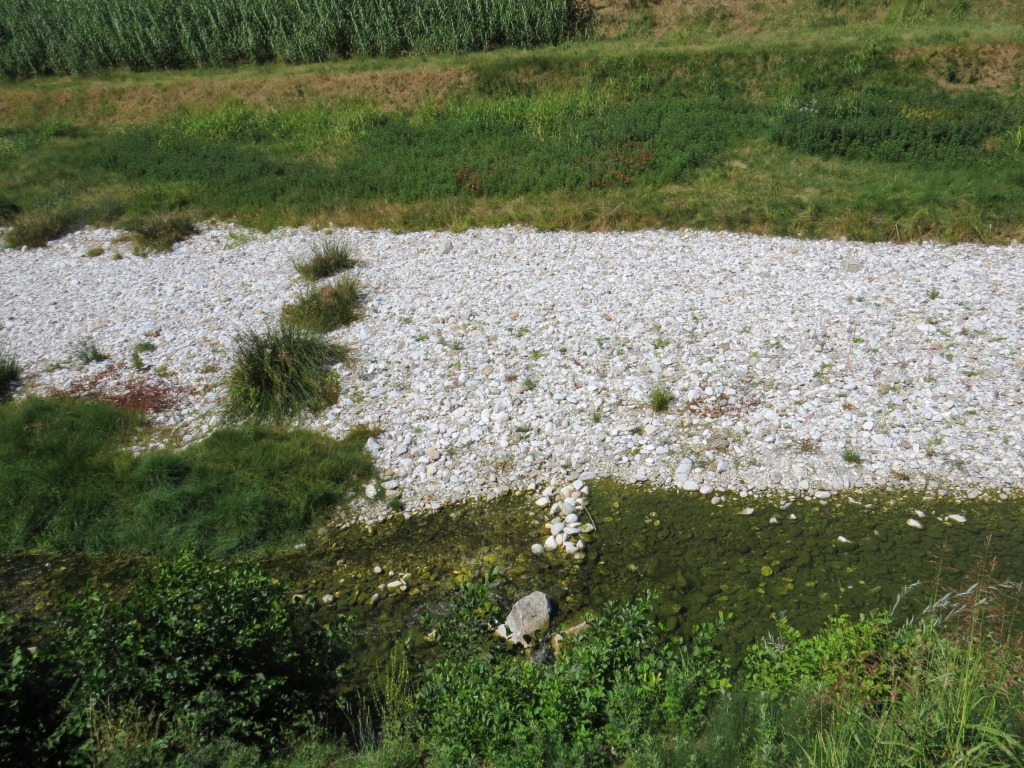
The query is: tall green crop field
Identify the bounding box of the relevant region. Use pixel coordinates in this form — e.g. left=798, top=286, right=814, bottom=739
left=0, top=0, right=585, bottom=78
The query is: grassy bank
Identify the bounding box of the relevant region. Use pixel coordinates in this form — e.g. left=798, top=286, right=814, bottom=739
left=0, top=396, right=374, bottom=556
left=1, top=1, right=1023, bottom=244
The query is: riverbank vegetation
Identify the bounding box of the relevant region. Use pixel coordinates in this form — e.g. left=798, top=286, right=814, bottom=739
left=1, top=0, right=1023, bottom=244
left=0, top=396, right=374, bottom=556
left=2, top=555, right=1021, bottom=767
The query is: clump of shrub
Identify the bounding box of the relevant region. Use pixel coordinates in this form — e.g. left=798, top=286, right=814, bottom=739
left=225, top=325, right=347, bottom=424
left=281, top=277, right=361, bottom=333
left=0, top=198, right=19, bottom=225
left=294, top=241, right=356, bottom=281
left=128, top=210, right=198, bottom=252
left=52, top=554, right=351, bottom=762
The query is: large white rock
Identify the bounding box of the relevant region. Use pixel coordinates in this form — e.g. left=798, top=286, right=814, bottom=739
left=504, top=591, right=552, bottom=646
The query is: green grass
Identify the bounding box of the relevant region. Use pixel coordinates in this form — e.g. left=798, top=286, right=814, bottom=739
left=0, top=396, right=375, bottom=555
left=3, top=204, right=77, bottom=248
left=294, top=241, right=356, bottom=281
left=281, top=278, right=361, bottom=333
left=224, top=325, right=347, bottom=424
left=1, top=2, right=1023, bottom=242
left=0, top=0, right=585, bottom=78
left=841, top=446, right=862, bottom=464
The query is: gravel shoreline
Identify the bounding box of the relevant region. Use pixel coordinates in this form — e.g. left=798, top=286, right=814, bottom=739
left=3, top=224, right=1023, bottom=510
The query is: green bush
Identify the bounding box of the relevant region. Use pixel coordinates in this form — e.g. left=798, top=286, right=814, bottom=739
left=225, top=325, right=347, bottom=424
left=281, top=277, right=361, bottom=333
left=3, top=205, right=76, bottom=248
left=53, top=554, right=351, bottom=761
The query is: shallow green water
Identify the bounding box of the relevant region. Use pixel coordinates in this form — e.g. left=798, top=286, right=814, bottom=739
left=280, top=482, right=1024, bottom=660
left=4, top=482, right=1022, bottom=663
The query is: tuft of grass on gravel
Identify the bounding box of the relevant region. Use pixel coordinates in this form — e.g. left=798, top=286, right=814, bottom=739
left=281, top=277, right=361, bottom=333
left=0, top=396, right=375, bottom=556
left=0, top=350, right=21, bottom=397
left=224, top=325, right=347, bottom=424
left=128, top=210, right=198, bottom=252
left=4, top=205, right=77, bottom=248
left=74, top=337, right=109, bottom=365
left=294, top=241, right=356, bottom=281
left=648, top=385, right=674, bottom=413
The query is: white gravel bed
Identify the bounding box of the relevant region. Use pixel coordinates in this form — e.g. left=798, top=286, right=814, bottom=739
left=2, top=224, right=1023, bottom=511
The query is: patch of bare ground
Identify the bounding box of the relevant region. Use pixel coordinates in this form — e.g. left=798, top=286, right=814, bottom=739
left=50, top=363, right=185, bottom=414
left=0, top=65, right=473, bottom=127
left=898, top=42, right=1024, bottom=92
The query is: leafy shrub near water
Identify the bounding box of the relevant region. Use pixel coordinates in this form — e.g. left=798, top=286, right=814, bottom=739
left=0, top=396, right=374, bottom=556
left=414, top=589, right=733, bottom=765
left=37, top=555, right=350, bottom=764
left=0, top=0, right=586, bottom=78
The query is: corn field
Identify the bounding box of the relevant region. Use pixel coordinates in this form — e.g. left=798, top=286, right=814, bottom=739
left=0, top=0, right=586, bottom=78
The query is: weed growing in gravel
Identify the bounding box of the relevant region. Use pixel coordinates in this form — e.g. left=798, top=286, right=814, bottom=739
left=74, top=338, right=108, bottom=364
left=841, top=446, right=863, bottom=464
left=648, top=385, right=674, bottom=413
left=294, top=241, right=356, bottom=280
left=225, top=325, right=347, bottom=424
left=84, top=245, right=104, bottom=257
left=281, top=277, right=361, bottom=333
left=128, top=210, right=198, bottom=252
left=0, top=351, right=20, bottom=396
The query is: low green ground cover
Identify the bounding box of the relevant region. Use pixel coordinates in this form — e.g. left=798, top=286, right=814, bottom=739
left=0, top=396, right=374, bottom=556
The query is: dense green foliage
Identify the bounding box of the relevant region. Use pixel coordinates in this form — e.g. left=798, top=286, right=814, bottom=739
left=416, top=587, right=732, bottom=765
left=0, top=0, right=584, bottom=78
left=224, top=326, right=347, bottom=424
left=0, top=397, right=374, bottom=555
left=4, top=572, right=1021, bottom=767
left=0, top=556, right=350, bottom=765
